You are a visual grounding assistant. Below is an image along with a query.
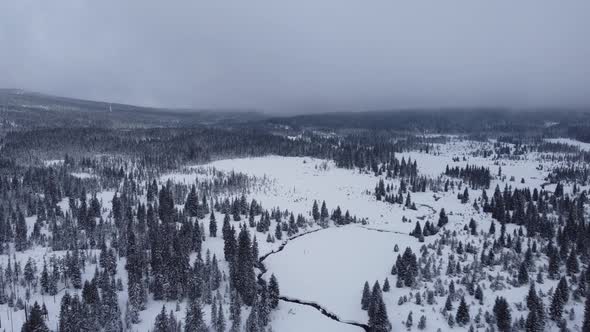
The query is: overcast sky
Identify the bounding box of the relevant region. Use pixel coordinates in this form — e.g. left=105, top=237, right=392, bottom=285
left=1, top=0, right=589, bottom=113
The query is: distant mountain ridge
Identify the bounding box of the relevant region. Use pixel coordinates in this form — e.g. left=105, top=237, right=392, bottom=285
left=264, top=108, right=590, bottom=137
left=0, top=89, right=267, bottom=128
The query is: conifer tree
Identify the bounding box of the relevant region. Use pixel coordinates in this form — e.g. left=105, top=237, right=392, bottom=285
left=361, top=281, right=371, bottom=310
left=383, top=278, right=390, bottom=292
left=258, top=280, right=271, bottom=328
left=245, top=299, right=260, bottom=332
left=368, top=282, right=391, bottom=332
left=224, top=226, right=237, bottom=262
left=320, top=201, right=329, bottom=225
left=312, top=200, right=320, bottom=222
left=222, top=213, right=231, bottom=240
left=456, top=296, right=470, bottom=326
left=230, top=290, right=242, bottom=332
left=557, top=277, right=569, bottom=303
left=447, top=314, right=455, bottom=328
left=235, top=226, right=257, bottom=306
left=550, top=282, right=566, bottom=322
left=184, top=298, right=208, bottom=332
left=209, top=212, right=217, bottom=238
left=216, top=302, right=226, bottom=332
left=126, top=224, right=146, bottom=316
left=22, top=301, right=50, bottom=332
left=406, top=311, right=413, bottom=328
left=211, top=297, right=218, bottom=329
left=548, top=250, right=560, bottom=279
left=274, top=223, right=282, bottom=240
left=493, top=296, right=511, bottom=332
left=566, top=248, right=579, bottom=275
left=526, top=283, right=545, bottom=331
left=40, top=259, right=49, bottom=294
left=518, top=262, right=529, bottom=285
left=15, top=209, right=28, bottom=251
left=444, top=295, right=453, bottom=311
left=437, top=208, right=448, bottom=228
left=526, top=308, right=539, bottom=332
left=268, top=274, right=280, bottom=309
left=102, top=278, right=123, bottom=332
left=461, top=187, right=469, bottom=204
left=418, top=315, right=426, bottom=330
left=59, top=292, right=73, bottom=332
left=24, top=258, right=35, bottom=289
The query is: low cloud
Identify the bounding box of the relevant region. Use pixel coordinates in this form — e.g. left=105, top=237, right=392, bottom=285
left=1, top=0, right=589, bottom=112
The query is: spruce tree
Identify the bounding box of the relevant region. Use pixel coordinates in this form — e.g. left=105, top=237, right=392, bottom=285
left=418, top=315, right=426, bottom=330
left=475, top=284, right=483, bottom=303
left=59, top=292, right=72, bottom=332
left=518, top=262, right=529, bottom=285
left=268, top=274, right=280, bottom=309
left=437, top=208, right=448, bottom=228
left=493, top=296, right=512, bottom=332
left=169, top=310, right=180, bottom=332
left=382, top=278, right=390, bottom=292
left=444, top=295, right=453, bottom=311
left=245, top=299, right=260, bottom=332
left=312, top=200, right=320, bottom=222
left=22, top=301, right=50, bottom=332
left=526, top=283, right=545, bottom=331
left=15, top=209, right=28, bottom=251
left=258, top=280, right=270, bottom=328
left=222, top=213, right=231, bottom=240
left=274, top=223, right=282, bottom=241
left=236, top=226, right=256, bottom=306
left=566, top=248, right=579, bottom=275
left=184, top=298, right=208, bottom=332
left=126, top=224, right=146, bottom=315
left=526, top=308, right=539, bottom=332
left=24, top=258, right=35, bottom=289
left=361, top=281, right=371, bottom=310
left=40, top=259, right=49, bottom=294
left=209, top=212, right=217, bottom=237
left=368, top=282, right=391, bottom=332
left=461, top=187, right=469, bottom=203
left=406, top=311, right=413, bottom=328
left=550, top=283, right=566, bottom=322
left=557, top=277, right=569, bottom=303
left=230, top=290, right=242, bottom=332
left=447, top=314, right=455, bottom=328
left=102, top=278, right=123, bottom=332
left=456, top=296, right=470, bottom=326
left=320, top=201, right=329, bottom=225
left=211, top=297, right=218, bottom=329
left=548, top=250, right=560, bottom=279
left=216, top=302, right=226, bottom=332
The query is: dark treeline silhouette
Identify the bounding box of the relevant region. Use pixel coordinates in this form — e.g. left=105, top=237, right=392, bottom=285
left=445, top=164, right=491, bottom=189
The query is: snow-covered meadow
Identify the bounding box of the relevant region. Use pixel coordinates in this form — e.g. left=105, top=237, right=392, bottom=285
left=184, top=138, right=583, bottom=331
left=5, top=136, right=586, bottom=331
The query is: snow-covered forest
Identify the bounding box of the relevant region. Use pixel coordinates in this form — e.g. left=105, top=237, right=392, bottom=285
left=1, top=99, right=590, bottom=332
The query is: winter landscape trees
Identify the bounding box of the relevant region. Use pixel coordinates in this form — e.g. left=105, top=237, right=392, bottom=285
left=0, top=109, right=589, bottom=331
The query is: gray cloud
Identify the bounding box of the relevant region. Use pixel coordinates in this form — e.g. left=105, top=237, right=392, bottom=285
left=1, top=0, right=589, bottom=112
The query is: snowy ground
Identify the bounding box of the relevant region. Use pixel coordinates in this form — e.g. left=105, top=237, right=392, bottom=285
left=203, top=156, right=428, bottom=234
left=264, top=226, right=422, bottom=322
left=12, top=137, right=584, bottom=331
left=193, top=138, right=580, bottom=331
left=271, top=300, right=359, bottom=332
